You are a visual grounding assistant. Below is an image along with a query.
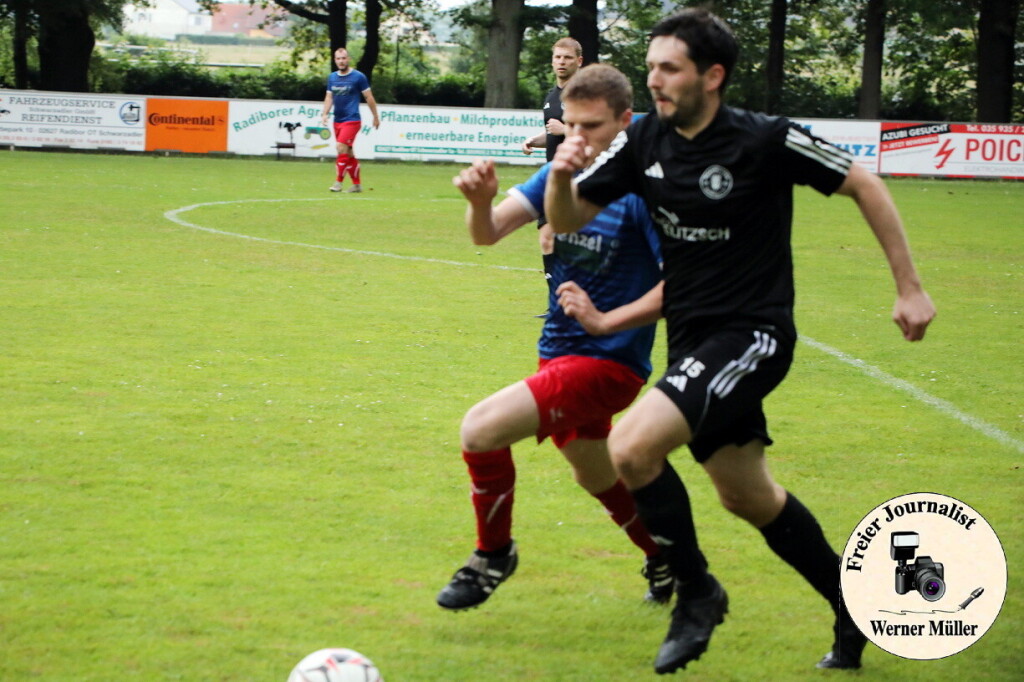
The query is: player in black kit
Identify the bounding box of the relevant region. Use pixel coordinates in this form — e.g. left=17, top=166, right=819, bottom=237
left=523, top=38, right=584, bottom=289
left=545, top=8, right=935, bottom=676
left=522, top=37, right=584, bottom=161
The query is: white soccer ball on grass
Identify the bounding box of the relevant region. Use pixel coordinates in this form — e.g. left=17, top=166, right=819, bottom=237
left=287, top=648, right=383, bottom=682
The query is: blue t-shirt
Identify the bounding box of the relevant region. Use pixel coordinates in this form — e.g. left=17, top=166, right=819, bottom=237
left=326, top=70, right=370, bottom=122
left=508, top=163, right=662, bottom=379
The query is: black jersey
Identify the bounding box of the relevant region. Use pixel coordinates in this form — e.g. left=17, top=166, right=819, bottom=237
left=575, top=105, right=853, bottom=349
left=543, top=85, right=565, bottom=162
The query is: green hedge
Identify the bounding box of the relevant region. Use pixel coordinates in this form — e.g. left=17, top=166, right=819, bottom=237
left=176, top=34, right=278, bottom=47
left=385, top=72, right=483, bottom=107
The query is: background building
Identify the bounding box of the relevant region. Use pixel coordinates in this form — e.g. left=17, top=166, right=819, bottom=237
left=123, top=1, right=289, bottom=41
left=123, top=0, right=212, bottom=40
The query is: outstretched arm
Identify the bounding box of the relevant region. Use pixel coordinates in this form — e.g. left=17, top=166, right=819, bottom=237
left=836, top=164, right=936, bottom=341
left=557, top=280, right=664, bottom=336
left=544, top=135, right=602, bottom=233
left=453, top=159, right=533, bottom=245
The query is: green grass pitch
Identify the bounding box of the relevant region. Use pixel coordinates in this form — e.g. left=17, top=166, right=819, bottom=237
left=0, top=150, right=1021, bottom=680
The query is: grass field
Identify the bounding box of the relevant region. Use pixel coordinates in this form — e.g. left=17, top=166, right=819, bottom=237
left=0, top=150, right=1021, bottom=680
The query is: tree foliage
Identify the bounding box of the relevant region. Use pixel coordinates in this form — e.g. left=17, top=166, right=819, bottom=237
left=3, top=0, right=128, bottom=91
left=595, top=0, right=1020, bottom=121
left=0, top=0, right=1019, bottom=121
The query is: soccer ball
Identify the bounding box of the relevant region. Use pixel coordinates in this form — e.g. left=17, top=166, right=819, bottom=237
left=287, top=648, right=383, bottom=682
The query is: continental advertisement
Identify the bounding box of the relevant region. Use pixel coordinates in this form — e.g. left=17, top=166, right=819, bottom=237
left=146, top=97, right=229, bottom=153
left=2, top=89, right=1022, bottom=179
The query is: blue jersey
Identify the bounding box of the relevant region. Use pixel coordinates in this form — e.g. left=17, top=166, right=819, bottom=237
left=326, top=70, right=370, bottom=122
left=509, top=163, right=662, bottom=379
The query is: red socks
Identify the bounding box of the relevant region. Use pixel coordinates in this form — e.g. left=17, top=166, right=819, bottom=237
left=463, top=448, right=515, bottom=552
left=346, top=156, right=361, bottom=185
left=335, top=153, right=361, bottom=186
left=594, top=479, right=661, bottom=557
left=462, top=451, right=658, bottom=558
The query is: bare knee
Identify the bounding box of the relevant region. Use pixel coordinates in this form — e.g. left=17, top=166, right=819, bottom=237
left=607, top=428, right=634, bottom=475
left=608, top=428, right=661, bottom=489
left=460, top=404, right=497, bottom=453
left=717, top=488, right=755, bottom=520
left=716, top=485, right=784, bottom=527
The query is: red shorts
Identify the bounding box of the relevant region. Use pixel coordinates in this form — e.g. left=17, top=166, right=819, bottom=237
left=333, top=121, right=361, bottom=147
left=524, top=356, right=645, bottom=448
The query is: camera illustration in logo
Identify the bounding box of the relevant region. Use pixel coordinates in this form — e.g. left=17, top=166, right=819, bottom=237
left=891, top=531, right=945, bottom=601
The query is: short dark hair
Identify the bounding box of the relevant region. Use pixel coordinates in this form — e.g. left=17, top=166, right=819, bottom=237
left=561, top=64, right=633, bottom=117
left=650, top=8, right=738, bottom=92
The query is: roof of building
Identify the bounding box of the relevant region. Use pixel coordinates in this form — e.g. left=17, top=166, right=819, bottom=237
left=171, top=0, right=204, bottom=14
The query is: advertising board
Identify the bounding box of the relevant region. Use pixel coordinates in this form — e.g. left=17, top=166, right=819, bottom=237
left=0, top=91, right=146, bottom=150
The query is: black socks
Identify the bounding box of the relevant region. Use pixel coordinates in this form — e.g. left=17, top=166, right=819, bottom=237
left=631, top=463, right=713, bottom=598
left=759, top=492, right=841, bottom=610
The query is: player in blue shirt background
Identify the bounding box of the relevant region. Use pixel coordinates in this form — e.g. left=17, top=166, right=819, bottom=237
left=436, top=64, right=670, bottom=612
left=320, top=47, right=380, bottom=193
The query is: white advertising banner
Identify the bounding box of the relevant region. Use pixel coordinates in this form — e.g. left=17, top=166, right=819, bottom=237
left=879, top=122, right=1024, bottom=179
left=793, top=118, right=881, bottom=173
left=0, top=90, right=146, bottom=150
left=227, top=99, right=328, bottom=158
left=226, top=100, right=546, bottom=165
left=367, top=105, right=544, bottom=165
left=4, top=90, right=1022, bottom=180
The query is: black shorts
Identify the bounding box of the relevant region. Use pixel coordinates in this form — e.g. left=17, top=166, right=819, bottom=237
left=655, top=326, right=794, bottom=463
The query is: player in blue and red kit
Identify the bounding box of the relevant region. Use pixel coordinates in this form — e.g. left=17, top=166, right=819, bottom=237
left=320, top=47, right=380, bottom=193
left=436, top=64, right=672, bottom=612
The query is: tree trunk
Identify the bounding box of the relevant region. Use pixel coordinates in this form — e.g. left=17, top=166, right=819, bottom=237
left=327, top=0, right=348, bottom=54
left=568, top=0, right=599, bottom=65
left=484, top=0, right=524, bottom=108
left=37, top=3, right=95, bottom=92
left=858, top=0, right=885, bottom=119
left=357, top=0, right=382, bottom=80
left=13, top=0, right=31, bottom=88
left=765, top=0, right=786, bottom=114
left=976, top=0, right=1020, bottom=122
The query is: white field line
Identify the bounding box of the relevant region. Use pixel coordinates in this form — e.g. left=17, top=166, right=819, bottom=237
left=164, top=197, right=1022, bottom=453
left=800, top=336, right=1023, bottom=453
left=163, top=198, right=540, bottom=273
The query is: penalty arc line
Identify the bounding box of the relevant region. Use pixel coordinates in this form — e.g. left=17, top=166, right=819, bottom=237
left=799, top=336, right=1024, bottom=454
left=162, top=198, right=540, bottom=274
left=164, top=198, right=1022, bottom=454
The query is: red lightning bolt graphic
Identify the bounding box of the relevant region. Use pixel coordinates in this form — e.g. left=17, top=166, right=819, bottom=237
left=934, top=139, right=955, bottom=169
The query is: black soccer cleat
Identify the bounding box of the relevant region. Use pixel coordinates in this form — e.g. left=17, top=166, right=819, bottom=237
left=654, top=574, right=728, bottom=674
left=642, top=555, right=674, bottom=604
left=436, top=542, right=518, bottom=611
left=816, top=602, right=868, bottom=669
